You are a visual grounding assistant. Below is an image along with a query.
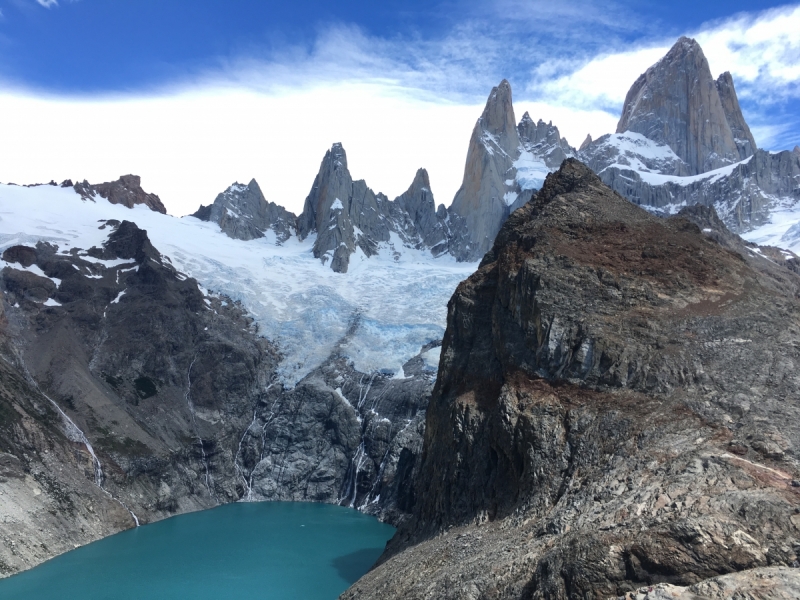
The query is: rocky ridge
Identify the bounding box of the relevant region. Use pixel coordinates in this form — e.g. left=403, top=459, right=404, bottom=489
left=74, top=175, right=167, bottom=214
left=343, top=160, right=800, bottom=599
left=194, top=81, right=573, bottom=270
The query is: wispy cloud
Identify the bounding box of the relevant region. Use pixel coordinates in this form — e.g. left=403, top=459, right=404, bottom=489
left=0, top=1, right=797, bottom=218
left=35, top=0, right=58, bottom=8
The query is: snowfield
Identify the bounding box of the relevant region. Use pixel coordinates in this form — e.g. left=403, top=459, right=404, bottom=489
left=0, top=184, right=477, bottom=385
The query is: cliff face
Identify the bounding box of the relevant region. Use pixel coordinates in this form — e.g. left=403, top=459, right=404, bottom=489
left=616, top=37, right=753, bottom=175
left=448, top=80, right=523, bottom=262
left=343, top=160, right=800, bottom=599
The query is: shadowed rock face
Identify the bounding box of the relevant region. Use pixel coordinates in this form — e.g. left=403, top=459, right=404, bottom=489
left=342, top=160, right=800, bottom=599
left=616, top=37, right=753, bottom=175
left=715, top=71, right=757, bottom=161
left=74, top=175, right=167, bottom=214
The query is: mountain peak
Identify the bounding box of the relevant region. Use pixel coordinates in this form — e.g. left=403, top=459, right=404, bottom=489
left=479, top=79, right=518, bottom=153
left=616, top=36, right=750, bottom=174
left=328, top=142, right=348, bottom=170
left=411, top=167, right=430, bottom=190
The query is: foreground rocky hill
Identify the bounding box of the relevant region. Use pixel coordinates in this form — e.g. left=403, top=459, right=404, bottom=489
left=343, top=160, right=800, bottom=599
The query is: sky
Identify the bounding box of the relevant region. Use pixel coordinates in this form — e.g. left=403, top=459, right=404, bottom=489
left=0, top=0, right=798, bottom=216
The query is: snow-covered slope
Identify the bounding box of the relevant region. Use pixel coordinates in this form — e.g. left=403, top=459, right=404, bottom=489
left=742, top=204, right=800, bottom=255
left=0, top=184, right=476, bottom=385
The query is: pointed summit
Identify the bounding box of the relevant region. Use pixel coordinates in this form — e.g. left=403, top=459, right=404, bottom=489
left=448, top=80, right=521, bottom=261
left=191, top=178, right=296, bottom=242
left=478, top=79, right=519, bottom=158
left=579, top=134, right=593, bottom=151
left=715, top=71, right=757, bottom=159
left=616, top=36, right=748, bottom=174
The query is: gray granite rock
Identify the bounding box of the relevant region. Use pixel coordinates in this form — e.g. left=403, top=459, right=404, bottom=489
left=715, top=71, right=757, bottom=161
left=448, top=80, right=521, bottom=262
left=616, top=37, right=750, bottom=175
left=191, top=179, right=296, bottom=243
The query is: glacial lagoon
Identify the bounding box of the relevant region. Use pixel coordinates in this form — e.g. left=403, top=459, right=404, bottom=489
left=0, top=502, right=395, bottom=599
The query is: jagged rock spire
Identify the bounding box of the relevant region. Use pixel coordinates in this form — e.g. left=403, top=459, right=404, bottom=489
left=448, top=80, right=521, bottom=261
left=715, top=71, right=757, bottom=160
left=191, top=179, right=296, bottom=243
left=616, top=36, right=753, bottom=174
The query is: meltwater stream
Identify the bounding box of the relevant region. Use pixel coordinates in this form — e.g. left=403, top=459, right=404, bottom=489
left=0, top=502, right=395, bottom=600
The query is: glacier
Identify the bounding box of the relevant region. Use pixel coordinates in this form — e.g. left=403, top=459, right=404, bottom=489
left=0, top=183, right=477, bottom=385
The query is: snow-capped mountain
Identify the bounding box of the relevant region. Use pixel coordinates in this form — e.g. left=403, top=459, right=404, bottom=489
left=193, top=80, right=574, bottom=267
left=579, top=37, right=800, bottom=239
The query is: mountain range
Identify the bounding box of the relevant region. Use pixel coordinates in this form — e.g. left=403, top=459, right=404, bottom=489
left=1, top=35, right=799, bottom=598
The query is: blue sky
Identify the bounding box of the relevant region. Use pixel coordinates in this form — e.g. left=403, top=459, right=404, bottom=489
left=0, top=0, right=798, bottom=214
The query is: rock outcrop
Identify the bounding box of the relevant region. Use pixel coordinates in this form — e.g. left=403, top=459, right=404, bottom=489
left=74, top=175, right=167, bottom=214
left=191, top=179, right=296, bottom=243
left=343, top=160, right=800, bottom=599
left=616, top=37, right=752, bottom=175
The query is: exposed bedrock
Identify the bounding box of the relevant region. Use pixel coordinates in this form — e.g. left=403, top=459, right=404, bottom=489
left=343, top=160, right=800, bottom=599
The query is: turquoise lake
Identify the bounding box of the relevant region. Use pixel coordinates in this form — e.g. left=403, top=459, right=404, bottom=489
left=0, top=502, right=395, bottom=599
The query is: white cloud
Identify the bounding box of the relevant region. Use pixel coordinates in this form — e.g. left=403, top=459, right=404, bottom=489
left=1, top=3, right=798, bottom=219
left=0, top=85, right=482, bottom=217
left=35, top=0, right=58, bottom=7
left=695, top=4, right=800, bottom=104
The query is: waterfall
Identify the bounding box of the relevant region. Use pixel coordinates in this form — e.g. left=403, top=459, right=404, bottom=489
left=17, top=359, right=140, bottom=527
left=184, top=356, right=215, bottom=499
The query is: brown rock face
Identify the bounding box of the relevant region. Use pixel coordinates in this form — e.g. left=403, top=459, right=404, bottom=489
left=616, top=37, right=751, bottom=174
left=343, top=160, right=800, bottom=598
left=74, top=175, right=167, bottom=214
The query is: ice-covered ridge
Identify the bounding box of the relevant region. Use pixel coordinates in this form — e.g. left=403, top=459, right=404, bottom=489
left=0, top=184, right=477, bottom=385
left=514, top=149, right=551, bottom=191
left=590, top=131, right=753, bottom=187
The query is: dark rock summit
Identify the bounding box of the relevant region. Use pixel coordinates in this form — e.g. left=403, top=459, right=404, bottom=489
left=74, top=175, right=167, bottom=214
left=343, top=160, right=800, bottom=598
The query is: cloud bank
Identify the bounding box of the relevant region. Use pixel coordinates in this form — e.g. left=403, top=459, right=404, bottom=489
left=0, top=2, right=798, bottom=216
